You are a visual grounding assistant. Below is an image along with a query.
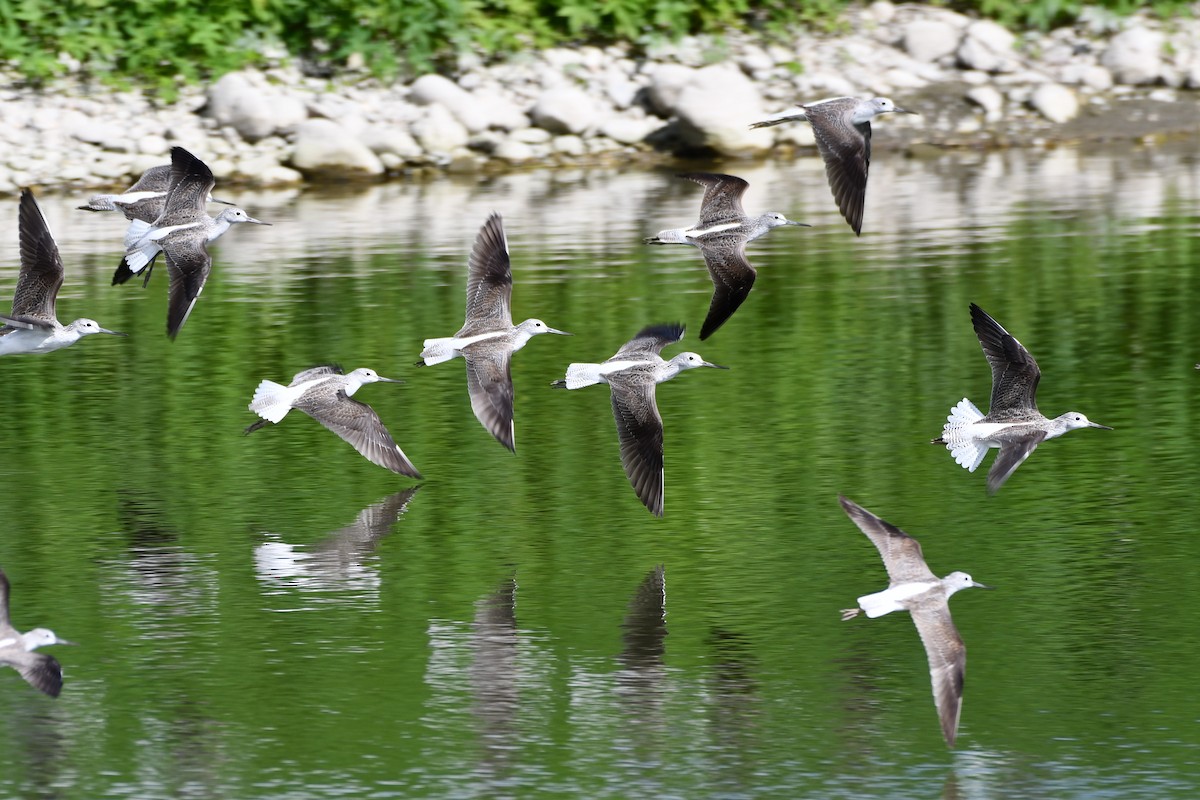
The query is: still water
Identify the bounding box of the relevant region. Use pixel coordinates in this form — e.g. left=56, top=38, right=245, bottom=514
left=1, top=143, right=1198, bottom=798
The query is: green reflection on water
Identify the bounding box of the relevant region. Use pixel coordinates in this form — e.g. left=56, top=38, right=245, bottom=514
left=1, top=150, right=1199, bottom=798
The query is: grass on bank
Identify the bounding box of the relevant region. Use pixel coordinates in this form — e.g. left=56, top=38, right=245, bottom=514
left=0, top=0, right=1191, bottom=95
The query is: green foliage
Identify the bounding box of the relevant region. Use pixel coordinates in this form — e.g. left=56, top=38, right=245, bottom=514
left=0, top=0, right=1190, bottom=87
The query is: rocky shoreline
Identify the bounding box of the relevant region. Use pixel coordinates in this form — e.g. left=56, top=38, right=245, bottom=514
left=1, top=1, right=1199, bottom=195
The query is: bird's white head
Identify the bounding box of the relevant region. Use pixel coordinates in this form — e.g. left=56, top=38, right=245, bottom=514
left=21, top=627, right=74, bottom=651
left=66, top=318, right=126, bottom=338
left=216, top=208, right=270, bottom=226
left=517, top=319, right=571, bottom=338
left=856, top=97, right=916, bottom=123
left=942, top=571, right=991, bottom=598
left=667, top=351, right=728, bottom=374
left=761, top=212, right=811, bottom=230
left=344, top=368, right=402, bottom=395
left=1056, top=412, right=1113, bottom=433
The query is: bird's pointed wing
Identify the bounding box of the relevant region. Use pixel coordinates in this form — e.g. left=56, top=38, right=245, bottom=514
left=13, top=651, right=65, bottom=698
left=612, top=323, right=685, bottom=359
left=986, top=432, right=1046, bottom=493
left=289, top=365, right=344, bottom=385
left=13, top=190, right=64, bottom=322
left=296, top=391, right=422, bottom=478
left=465, top=349, right=516, bottom=451
left=806, top=104, right=869, bottom=236
left=163, top=241, right=212, bottom=339
left=911, top=606, right=966, bottom=748
left=839, top=497, right=938, bottom=585
left=608, top=374, right=665, bottom=516
left=156, top=147, right=216, bottom=226
left=125, top=164, right=173, bottom=194
left=115, top=164, right=173, bottom=222
left=464, top=212, right=513, bottom=325
left=970, top=304, right=1041, bottom=416
left=699, top=243, right=756, bottom=340
left=0, top=568, right=10, bottom=627
left=679, top=173, right=750, bottom=226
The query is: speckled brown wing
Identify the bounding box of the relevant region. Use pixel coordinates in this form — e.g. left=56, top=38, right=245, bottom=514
left=911, top=606, right=967, bottom=748
left=608, top=370, right=665, bottom=517
left=678, top=173, right=750, bottom=226
left=805, top=100, right=870, bottom=236
left=839, top=497, right=938, bottom=586
left=463, top=212, right=513, bottom=327
left=10, top=189, right=64, bottom=327
left=610, top=323, right=686, bottom=361
left=970, top=303, right=1041, bottom=417
left=163, top=238, right=212, bottom=339
left=698, top=240, right=756, bottom=340
left=294, top=388, right=422, bottom=478
left=465, top=349, right=516, bottom=451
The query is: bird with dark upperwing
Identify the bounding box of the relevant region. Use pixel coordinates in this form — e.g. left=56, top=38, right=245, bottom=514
left=245, top=365, right=422, bottom=478
left=116, top=146, right=269, bottom=337
left=552, top=323, right=726, bottom=517
left=0, top=189, right=126, bottom=355
left=644, top=173, right=809, bottom=339
left=838, top=497, right=992, bottom=748
left=933, top=303, right=1111, bottom=493
left=750, top=96, right=916, bottom=235
left=0, top=567, right=76, bottom=697
left=418, top=212, right=570, bottom=451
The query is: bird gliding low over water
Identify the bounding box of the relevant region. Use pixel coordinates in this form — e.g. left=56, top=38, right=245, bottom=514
left=750, top=96, right=915, bottom=235
left=418, top=212, right=570, bottom=451
left=116, top=146, right=269, bottom=337
left=0, top=189, right=126, bottom=356
left=0, top=568, right=75, bottom=697
left=645, top=173, right=809, bottom=339
left=934, top=303, right=1111, bottom=493
left=246, top=366, right=422, bottom=478
left=838, top=496, right=992, bottom=748
left=552, top=323, right=726, bottom=517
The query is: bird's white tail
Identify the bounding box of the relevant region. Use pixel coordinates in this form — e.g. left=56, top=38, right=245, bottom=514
left=248, top=380, right=298, bottom=423
left=942, top=398, right=988, bottom=472
left=123, top=219, right=154, bottom=250
left=121, top=229, right=158, bottom=275
left=562, top=362, right=605, bottom=390
left=857, top=589, right=901, bottom=619
left=420, top=337, right=459, bottom=366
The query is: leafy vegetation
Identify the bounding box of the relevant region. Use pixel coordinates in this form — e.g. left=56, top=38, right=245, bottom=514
left=0, top=0, right=1191, bottom=89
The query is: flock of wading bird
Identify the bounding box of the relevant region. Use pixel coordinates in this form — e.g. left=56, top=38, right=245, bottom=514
left=1, top=96, right=1118, bottom=748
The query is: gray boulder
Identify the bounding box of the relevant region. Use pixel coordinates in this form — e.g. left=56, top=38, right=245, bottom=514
left=1102, top=27, right=1165, bottom=85
left=530, top=87, right=598, bottom=135
left=673, top=65, right=771, bottom=156
left=410, top=74, right=490, bottom=133
left=903, top=20, right=960, bottom=63
left=289, top=119, right=384, bottom=177
left=207, top=71, right=307, bottom=142
left=412, top=104, right=470, bottom=154
left=1029, top=83, right=1079, bottom=123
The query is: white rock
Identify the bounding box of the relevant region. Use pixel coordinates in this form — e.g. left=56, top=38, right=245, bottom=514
left=903, top=20, right=960, bottom=63
left=1102, top=27, right=1164, bottom=85
left=359, top=125, right=423, bottom=159
left=476, top=93, right=528, bottom=131
left=411, top=104, right=470, bottom=154
left=957, top=21, right=1018, bottom=73
left=966, top=85, right=1004, bottom=119
left=530, top=87, right=597, bottom=135
left=290, top=119, right=384, bottom=176
left=494, top=139, right=535, bottom=163
left=1029, top=83, right=1079, bottom=123
left=206, top=71, right=307, bottom=142
left=259, top=166, right=304, bottom=185
left=552, top=135, right=586, bottom=156
left=600, top=116, right=657, bottom=145
left=512, top=127, right=552, bottom=144
left=137, top=134, right=170, bottom=156
left=673, top=65, right=771, bottom=156
left=604, top=72, right=640, bottom=109
left=409, top=73, right=490, bottom=134
left=646, top=64, right=696, bottom=117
